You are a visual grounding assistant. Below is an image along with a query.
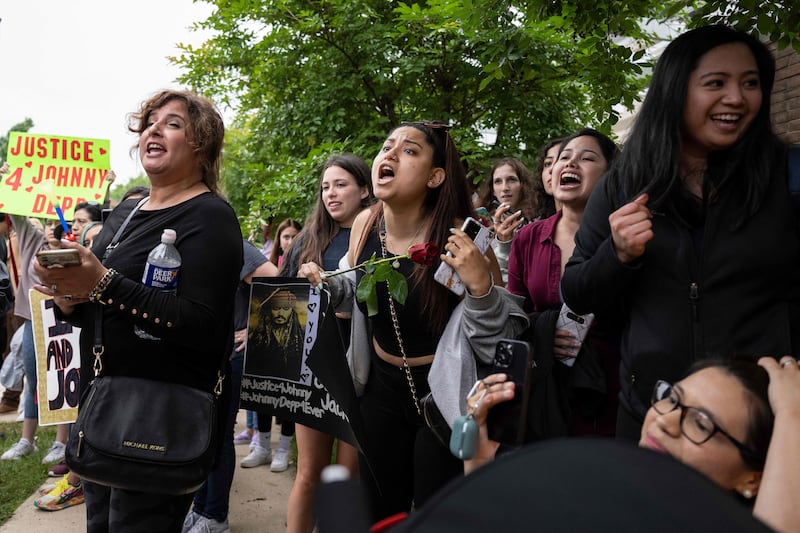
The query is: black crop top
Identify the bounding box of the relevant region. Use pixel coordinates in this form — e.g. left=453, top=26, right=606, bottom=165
left=355, top=229, right=444, bottom=357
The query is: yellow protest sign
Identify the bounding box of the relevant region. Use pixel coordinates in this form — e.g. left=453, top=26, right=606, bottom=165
left=2, top=132, right=111, bottom=219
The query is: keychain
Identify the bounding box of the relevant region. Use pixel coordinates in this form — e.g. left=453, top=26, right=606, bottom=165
left=449, top=380, right=485, bottom=460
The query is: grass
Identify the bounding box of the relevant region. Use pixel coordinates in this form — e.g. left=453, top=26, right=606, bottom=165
left=0, top=421, right=58, bottom=526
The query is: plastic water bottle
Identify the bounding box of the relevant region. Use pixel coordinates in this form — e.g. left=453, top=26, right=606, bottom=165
left=142, top=229, right=181, bottom=292
left=135, top=229, right=181, bottom=339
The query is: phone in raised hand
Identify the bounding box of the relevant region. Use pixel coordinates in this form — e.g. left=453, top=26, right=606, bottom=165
left=433, top=217, right=492, bottom=295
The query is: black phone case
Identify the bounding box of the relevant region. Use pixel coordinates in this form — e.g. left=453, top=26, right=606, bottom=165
left=486, top=339, right=533, bottom=446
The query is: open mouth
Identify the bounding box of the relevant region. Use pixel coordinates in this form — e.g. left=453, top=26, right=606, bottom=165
left=377, top=164, right=395, bottom=183
left=559, top=172, right=581, bottom=187
left=145, top=142, right=165, bottom=155
left=710, top=113, right=742, bottom=128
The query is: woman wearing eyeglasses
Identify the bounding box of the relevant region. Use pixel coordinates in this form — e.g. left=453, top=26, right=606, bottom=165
left=465, top=356, right=800, bottom=532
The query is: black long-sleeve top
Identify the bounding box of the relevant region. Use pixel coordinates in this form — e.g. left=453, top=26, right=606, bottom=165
left=562, top=159, right=800, bottom=420
left=69, top=193, right=243, bottom=395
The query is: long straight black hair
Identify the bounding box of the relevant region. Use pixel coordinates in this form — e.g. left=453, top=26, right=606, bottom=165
left=607, top=25, right=785, bottom=225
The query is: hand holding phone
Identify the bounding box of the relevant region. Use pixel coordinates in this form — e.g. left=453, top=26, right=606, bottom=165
left=486, top=339, right=534, bottom=446
left=433, top=217, right=493, bottom=295
left=554, top=304, right=594, bottom=367
left=36, top=249, right=81, bottom=267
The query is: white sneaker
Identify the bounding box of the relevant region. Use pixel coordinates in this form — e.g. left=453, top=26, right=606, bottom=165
left=186, top=514, right=230, bottom=533
left=240, top=445, right=271, bottom=468
left=270, top=448, right=290, bottom=472
left=42, top=441, right=66, bottom=464
left=182, top=510, right=203, bottom=532
left=1, top=438, right=37, bottom=460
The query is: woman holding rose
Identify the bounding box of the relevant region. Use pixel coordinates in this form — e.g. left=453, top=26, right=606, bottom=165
left=300, top=121, right=509, bottom=522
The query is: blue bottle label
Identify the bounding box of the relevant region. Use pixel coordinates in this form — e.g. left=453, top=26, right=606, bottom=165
left=142, top=264, right=180, bottom=291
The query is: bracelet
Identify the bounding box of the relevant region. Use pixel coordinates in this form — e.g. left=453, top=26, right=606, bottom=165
left=466, top=274, right=494, bottom=299
left=89, top=269, right=118, bottom=303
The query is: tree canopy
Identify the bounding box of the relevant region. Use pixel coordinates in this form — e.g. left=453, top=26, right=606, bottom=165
left=173, top=0, right=800, bottom=234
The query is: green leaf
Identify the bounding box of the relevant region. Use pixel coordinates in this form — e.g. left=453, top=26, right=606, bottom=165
left=387, top=270, right=408, bottom=305
left=373, top=261, right=393, bottom=281
left=365, top=285, right=379, bottom=317
left=356, top=274, right=379, bottom=317
left=356, top=274, right=375, bottom=303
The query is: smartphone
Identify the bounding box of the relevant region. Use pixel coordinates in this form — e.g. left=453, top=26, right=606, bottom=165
left=490, top=198, right=529, bottom=227
left=486, top=339, right=534, bottom=446
left=473, top=207, right=492, bottom=228
left=433, top=217, right=493, bottom=295
left=554, top=303, right=595, bottom=367
left=36, top=249, right=81, bottom=267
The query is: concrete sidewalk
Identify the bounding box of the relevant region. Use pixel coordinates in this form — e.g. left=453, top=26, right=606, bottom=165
left=0, top=409, right=294, bottom=533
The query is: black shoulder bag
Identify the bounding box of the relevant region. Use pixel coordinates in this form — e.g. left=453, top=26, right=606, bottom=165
left=65, top=200, right=225, bottom=495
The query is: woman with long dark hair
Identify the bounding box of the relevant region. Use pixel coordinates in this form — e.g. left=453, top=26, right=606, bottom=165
left=561, top=26, right=800, bottom=439
left=280, top=153, right=374, bottom=533
left=300, top=122, right=505, bottom=521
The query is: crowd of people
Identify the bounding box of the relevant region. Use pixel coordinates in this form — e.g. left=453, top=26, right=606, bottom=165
left=0, top=23, right=799, bottom=533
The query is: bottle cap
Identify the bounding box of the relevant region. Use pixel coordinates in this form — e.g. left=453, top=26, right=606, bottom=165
left=162, top=229, right=177, bottom=244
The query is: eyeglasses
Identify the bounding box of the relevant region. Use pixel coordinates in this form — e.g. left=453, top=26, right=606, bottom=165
left=651, top=380, right=764, bottom=465
left=400, top=120, right=452, bottom=133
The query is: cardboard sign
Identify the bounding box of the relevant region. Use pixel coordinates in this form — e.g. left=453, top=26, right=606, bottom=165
left=29, top=289, right=81, bottom=426
left=3, top=132, right=111, bottom=219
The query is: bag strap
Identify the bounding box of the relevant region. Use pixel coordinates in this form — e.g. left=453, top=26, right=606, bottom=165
left=348, top=201, right=382, bottom=268
left=102, top=197, right=149, bottom=262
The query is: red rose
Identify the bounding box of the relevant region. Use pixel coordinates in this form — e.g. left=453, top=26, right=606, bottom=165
left=409, top=242, right=439, bottom=267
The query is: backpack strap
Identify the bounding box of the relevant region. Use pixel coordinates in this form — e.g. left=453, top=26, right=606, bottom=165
left=348, top=201, right=382, bottom=268
left=789, top=145, right=800, bottom=212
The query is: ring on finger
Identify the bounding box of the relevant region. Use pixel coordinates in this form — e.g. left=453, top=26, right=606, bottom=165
left=63, top=295, right=73, bottom=301
left=780, top=358, right=798, bottom=368
left=50, top=284, right=57, bottom=293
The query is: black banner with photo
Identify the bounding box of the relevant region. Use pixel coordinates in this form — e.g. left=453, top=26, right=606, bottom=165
left=241, top=278, right=364, bottom=450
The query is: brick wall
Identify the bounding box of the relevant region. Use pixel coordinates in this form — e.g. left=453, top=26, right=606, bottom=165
left=771, top=43, right=800, bottom=144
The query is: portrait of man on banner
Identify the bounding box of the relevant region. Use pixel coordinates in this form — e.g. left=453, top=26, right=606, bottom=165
left=246, top=286, right=307, bottom=382
left=241, top=278, right=363, bottom=450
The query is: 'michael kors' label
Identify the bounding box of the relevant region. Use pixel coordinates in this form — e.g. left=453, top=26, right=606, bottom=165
left=122, top=440, right=166, bottom=453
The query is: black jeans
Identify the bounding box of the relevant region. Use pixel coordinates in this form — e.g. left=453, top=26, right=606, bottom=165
left=84, top=482, right=194, bottom=533
left=358, top=356, right=462, bottom=522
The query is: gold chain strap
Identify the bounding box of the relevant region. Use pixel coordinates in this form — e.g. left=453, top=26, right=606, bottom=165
left=379, top=229, right=421, bottom=415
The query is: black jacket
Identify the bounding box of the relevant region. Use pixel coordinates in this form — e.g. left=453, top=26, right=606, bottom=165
left=562, top=156, right=800, bottom=419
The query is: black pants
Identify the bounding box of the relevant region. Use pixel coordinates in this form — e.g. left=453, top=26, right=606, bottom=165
left=358, top=356, right=462, bottom=523
left=256, top=411, right=295, bottom=438
left=84, top=481, right=194, bottom=533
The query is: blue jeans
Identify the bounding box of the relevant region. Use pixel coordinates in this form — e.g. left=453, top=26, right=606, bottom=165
left=246, top=409, right=258, bottom=431
left=21, top=320, right=38, bottom=419
left=191, top=350, right=243, bottom=522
